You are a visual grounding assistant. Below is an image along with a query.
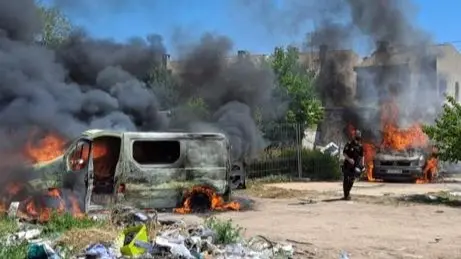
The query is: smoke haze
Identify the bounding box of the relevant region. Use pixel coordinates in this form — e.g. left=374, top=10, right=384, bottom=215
left=0, top=0, right=442, bottom=164
left=241, top=0, right=438, bottom=141
left=0, top=0, right=282, bottom=165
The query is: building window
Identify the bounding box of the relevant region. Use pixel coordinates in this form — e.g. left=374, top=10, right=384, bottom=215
left=439, top=79, right=447, bottom=97
left=456, top=82, right=459, bottom=102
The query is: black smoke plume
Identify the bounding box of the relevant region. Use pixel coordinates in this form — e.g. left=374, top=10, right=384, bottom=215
left=172, top=34, right=276, bottom=160
left=308, top=0, right=437, bottom=142
left=239, top=0, right=439, bottom=144
left=0, top=0, right=280, bottom=167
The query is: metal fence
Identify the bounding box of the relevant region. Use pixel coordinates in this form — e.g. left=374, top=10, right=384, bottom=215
left=244, top=123, right=342, bottom=180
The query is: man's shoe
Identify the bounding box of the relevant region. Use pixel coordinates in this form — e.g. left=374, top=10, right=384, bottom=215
left=343, top=196, right=351, bottom=201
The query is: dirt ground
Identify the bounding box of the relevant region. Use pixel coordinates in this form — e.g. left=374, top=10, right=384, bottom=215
left=166, top=181, right=461, bottom=259
left=267, top=181, right=461, bottom=197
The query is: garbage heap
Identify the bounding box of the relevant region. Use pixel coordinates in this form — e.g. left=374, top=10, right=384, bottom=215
left=6, top=207, right=296, bottom=258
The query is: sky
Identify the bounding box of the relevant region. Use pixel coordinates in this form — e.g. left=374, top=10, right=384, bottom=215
left=45, top=0, right=461, bottom=57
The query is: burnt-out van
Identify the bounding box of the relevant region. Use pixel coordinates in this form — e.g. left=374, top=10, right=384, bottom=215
left=32, top=129, right=232, bottom=213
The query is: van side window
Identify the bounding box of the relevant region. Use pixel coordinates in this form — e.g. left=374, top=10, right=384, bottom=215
left=132, top=140, right=181, bottom=164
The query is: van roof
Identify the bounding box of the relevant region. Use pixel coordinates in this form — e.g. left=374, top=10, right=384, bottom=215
left=81, top=129, right=228, bottom=140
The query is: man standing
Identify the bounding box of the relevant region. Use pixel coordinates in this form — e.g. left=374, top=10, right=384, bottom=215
left=342, top=129, right=364, bottom=200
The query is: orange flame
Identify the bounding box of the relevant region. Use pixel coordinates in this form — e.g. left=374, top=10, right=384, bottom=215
left=25, top=134, right=67, bottom=163
left=0, top=130, right=87, bottom=221
left=92, top=143, right=108, bottom=159
left=18, top=188, right=84, bottom=223
left=174, top=186, right=240, bottom=214
left=379, top=99, right=428, bottom=150
left=363, top=143, right=376, bottom=181
left=0, top=182, right=27, bottom=213
left=416, top=157, right=438, bottom=184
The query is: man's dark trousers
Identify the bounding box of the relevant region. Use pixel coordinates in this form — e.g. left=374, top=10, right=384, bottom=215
left=343, top=168, right=355, bottom=199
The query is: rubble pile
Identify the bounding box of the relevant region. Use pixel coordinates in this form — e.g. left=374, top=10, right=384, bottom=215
left=4, top=207, right=295, bottom=258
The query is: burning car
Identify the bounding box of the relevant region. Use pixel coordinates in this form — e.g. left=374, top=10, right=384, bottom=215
left=372, top=147, right=438, bottom=182
left=1, top=129, right=237, bottom=220
left=349, top=99, right=439, bottom=183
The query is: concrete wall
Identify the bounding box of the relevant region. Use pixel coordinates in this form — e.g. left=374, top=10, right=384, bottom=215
left=435, top=44, right=461, bottom=103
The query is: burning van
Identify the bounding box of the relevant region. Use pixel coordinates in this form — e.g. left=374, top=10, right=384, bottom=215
left=26, top=129, right=233, bottom=215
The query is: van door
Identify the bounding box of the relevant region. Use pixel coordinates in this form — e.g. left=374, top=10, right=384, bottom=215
left=62, top=137, right=94, bottom=213
left=119, top=133, right=185, bottom=209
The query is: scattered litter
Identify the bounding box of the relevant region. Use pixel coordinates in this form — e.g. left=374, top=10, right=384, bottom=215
left=449, top=192, right=461, bottom=197
left=84, top=243, right=116, bottom=259
left=430, top=236, right=442, bottom=244
left=286, top=239, right=313, bottom=246
left=427, top=195, right=437, bottom=201
left=340, top=251, right=350, bottom=259
left=7, top=228, right=42, bottom=245
left=120, top=224, right=149, bottom=256
left=110, top=207, right=157, bottom=227
left=4, top=207, right=301, bottom=258
left=27, top=242, right=61, bottom=259
left=7, top=201, right=20, bottom=218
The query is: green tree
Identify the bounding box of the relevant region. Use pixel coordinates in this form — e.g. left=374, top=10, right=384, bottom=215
left=36, top=4, right=72, bottom=47
left=185, top=96, right=210, bottom=120
left=423, top=96, right=461, bottom=162
left=148, top=67, right=180, bottom=109
left=270, top=46, right=324, bottom=127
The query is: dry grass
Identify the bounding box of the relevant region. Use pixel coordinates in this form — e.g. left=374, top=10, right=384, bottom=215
left=56, top=225, right=120, bottom=252
left=237, top=176, right=312, bottom=199
left=242, top=184, right=309, bottom=199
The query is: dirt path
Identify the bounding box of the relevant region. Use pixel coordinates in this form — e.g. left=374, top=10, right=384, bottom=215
left=266, top=181, right=461, bottom=197
left=167, top=182, right=461, bottom=258
left=215, top=197, right=461, bottom=259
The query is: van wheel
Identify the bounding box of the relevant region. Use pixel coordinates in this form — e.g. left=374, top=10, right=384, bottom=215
left=223, top=185, right=231, bottom=202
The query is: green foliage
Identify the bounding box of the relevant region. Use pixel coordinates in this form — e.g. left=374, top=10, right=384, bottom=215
left=0, top=214, right=106, bottom=258
left=270, top=46, right=324, bottom=126
left=248, top=148, right=341, bottom=181
left=423, top=95, right=461, bottom=162
left=36, top=4, right=72, bottom=47
left=0, top=216, right=19, bottom=235
left=186, top=96, right=210, bottom=120
left=0, top=241, right=28, bottom=259
left=0, top=217, right=28, bottom=258
left=204, top=217, right=243, bottom=244
left=148, top=65, right=180, bottom=109
left=42, top=212, right=105, bottom=235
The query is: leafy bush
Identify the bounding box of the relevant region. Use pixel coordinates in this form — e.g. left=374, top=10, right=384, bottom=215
left=247, top=148, right=341, bottom=181
left=204, top=217, right=243, bottom=244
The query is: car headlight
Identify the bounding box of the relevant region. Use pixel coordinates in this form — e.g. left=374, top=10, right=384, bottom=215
left=418, top=155, right=425, bottom=166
